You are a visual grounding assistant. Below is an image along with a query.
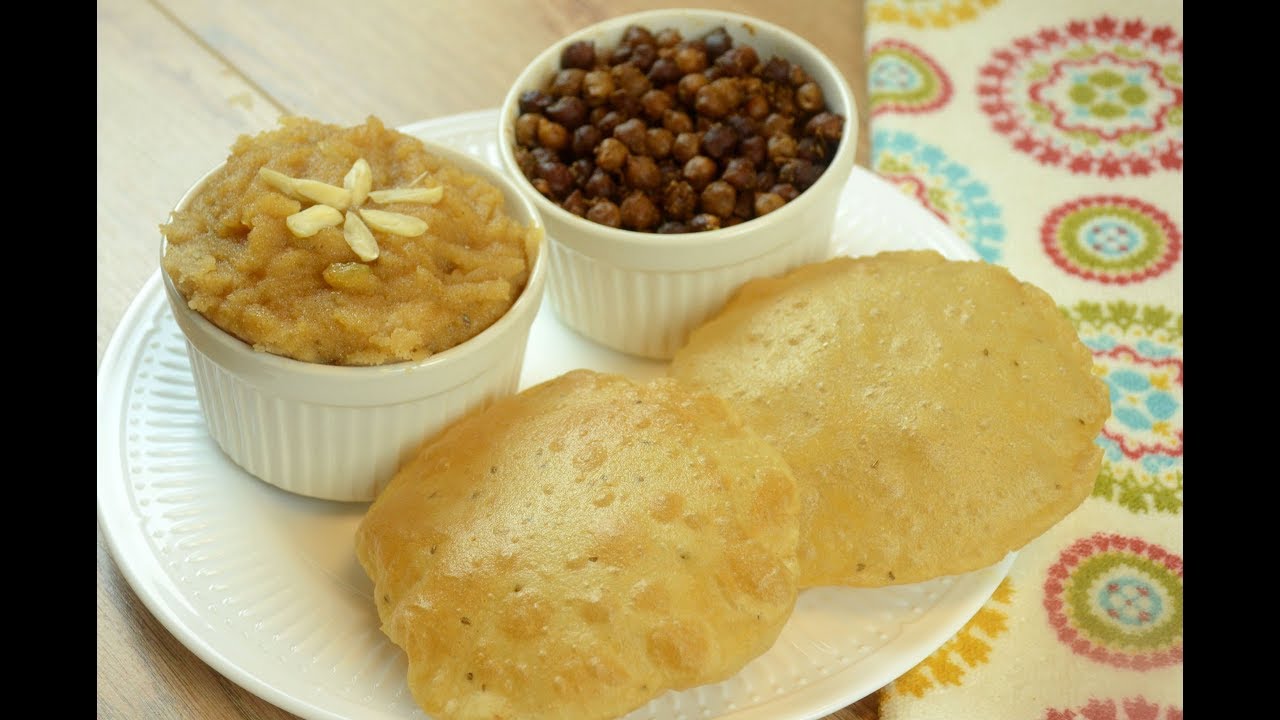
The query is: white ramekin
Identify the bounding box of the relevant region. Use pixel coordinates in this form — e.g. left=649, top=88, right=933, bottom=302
left=498, top=8, right=858, bottom=359
left=161, top=140, right=547, bottom=502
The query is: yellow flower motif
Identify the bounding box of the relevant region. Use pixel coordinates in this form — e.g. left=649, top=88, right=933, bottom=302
left=888, top=578, right=1015, bottom=699
left=1149, top=373, right=1171, bottom=390
left=1152, top=420, right=1171, bottom=437
left=257, top=160, right=442, bottom=263
left=867, top=0, right=1000, bottom=29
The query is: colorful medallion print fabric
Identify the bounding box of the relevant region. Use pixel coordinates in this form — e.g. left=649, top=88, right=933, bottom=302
left=1042, top=196, right=1182, bottom=284
left=867, top=0, right=1001, bottom=30
left=979, top=17, right=1183, bottom=178
left=1068, top=301, right=1183, bottom=517
left=868, top=40, right=953, bottom=116
left=1041, top=697, right=1183, bottom=720
left=867, top=1, right=1183, bottom=717
left=872, top=129, right=1006, bottom=261
left=1043, top=534, right=1183, bottom=671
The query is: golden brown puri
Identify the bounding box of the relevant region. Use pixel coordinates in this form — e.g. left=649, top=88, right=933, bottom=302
left=162, top=116, right=535, bottom=366
left=355, top=370, right=800, bottom=720
left=669, top=250, right=1110, bottom=588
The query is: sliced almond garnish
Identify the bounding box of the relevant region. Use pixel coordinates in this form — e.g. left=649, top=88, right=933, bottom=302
left=258, top=167, right=297, bottom=194
left=368, top=186, right=443, bottom=205
left=264, top=159, right=430, bottom=260
left=286, top=205, right=344, bottom=237
left=344, top=158, right=372, bottom=207
left=343, top=211, right=380, bottom=261
left=292, top=179, right=351, bottom=210
left=259, top=168, right=351, bottom=209
left=359, top=208, right=428, bottom=237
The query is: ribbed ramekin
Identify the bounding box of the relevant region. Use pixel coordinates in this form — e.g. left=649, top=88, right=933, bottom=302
left=498, top=8, right=858, bottom=359
left=161, top=140, right=547, bottom=502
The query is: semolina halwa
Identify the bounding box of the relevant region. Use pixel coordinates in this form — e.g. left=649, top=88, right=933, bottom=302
left=161, top=116, right=539, bottom=366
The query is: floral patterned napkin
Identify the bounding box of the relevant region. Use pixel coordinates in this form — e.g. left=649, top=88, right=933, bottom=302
left=862, top=1, right=1183, bottom=717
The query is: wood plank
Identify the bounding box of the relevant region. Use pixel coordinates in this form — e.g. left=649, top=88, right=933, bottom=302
left=96, top=0, right=284, bottom=364
left=158, top=0, right=869, bottom=165
left=97, top=0, right=290, bottom=715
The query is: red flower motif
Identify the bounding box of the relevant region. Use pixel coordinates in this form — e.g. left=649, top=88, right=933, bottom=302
left=1098, top=157, right=1124, bottom=178
left=1129, top=157, right=1153, bottom=176
left=1039, top=146, right=1063, bottom=165
left=1123, top=698, right=1161, bottom=720
left=1044, top=697, right=1181, bottom=720
left=1081, top=698, right=1118, bottom=720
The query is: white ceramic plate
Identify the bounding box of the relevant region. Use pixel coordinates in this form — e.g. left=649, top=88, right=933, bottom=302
left=97, top=109, right=1014, bottom=720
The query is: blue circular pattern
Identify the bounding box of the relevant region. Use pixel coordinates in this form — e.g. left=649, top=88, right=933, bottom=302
left=871, top=129, right=1006, bottom=262
left=870, top=57, right=922, bottom=94
left=1097, top=577, right=1163, bottom=628
left=1083, top=218, right=1142, bottom=258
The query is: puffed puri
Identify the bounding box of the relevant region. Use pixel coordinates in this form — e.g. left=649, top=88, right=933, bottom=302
left=356, top=369, right=801, bottom=720
left=669, top=250, right=1111, bottom=588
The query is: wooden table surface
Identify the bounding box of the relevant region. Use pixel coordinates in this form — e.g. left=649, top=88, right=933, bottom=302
left=96, top=1, right=874, bottom=717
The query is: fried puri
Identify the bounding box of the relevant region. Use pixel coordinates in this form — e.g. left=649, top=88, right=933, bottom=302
left=355, top=370, right=800, bottom=720
left=669, top=250, right=1110, bottom=588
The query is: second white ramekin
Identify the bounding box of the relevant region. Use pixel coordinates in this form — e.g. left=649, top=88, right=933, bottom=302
left=498, top=8, right=858, bottom=359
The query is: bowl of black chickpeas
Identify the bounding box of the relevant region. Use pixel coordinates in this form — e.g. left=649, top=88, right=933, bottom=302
left=498, top=8, right=858, bottom=359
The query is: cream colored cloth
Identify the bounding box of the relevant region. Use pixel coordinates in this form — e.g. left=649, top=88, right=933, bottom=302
left=863, top=0, right=1183, bottom=716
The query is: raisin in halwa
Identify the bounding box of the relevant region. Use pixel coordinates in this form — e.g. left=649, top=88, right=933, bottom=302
left=162, top=116, right=538, bottom=366
left=513, top=24, right=846, bottom=232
